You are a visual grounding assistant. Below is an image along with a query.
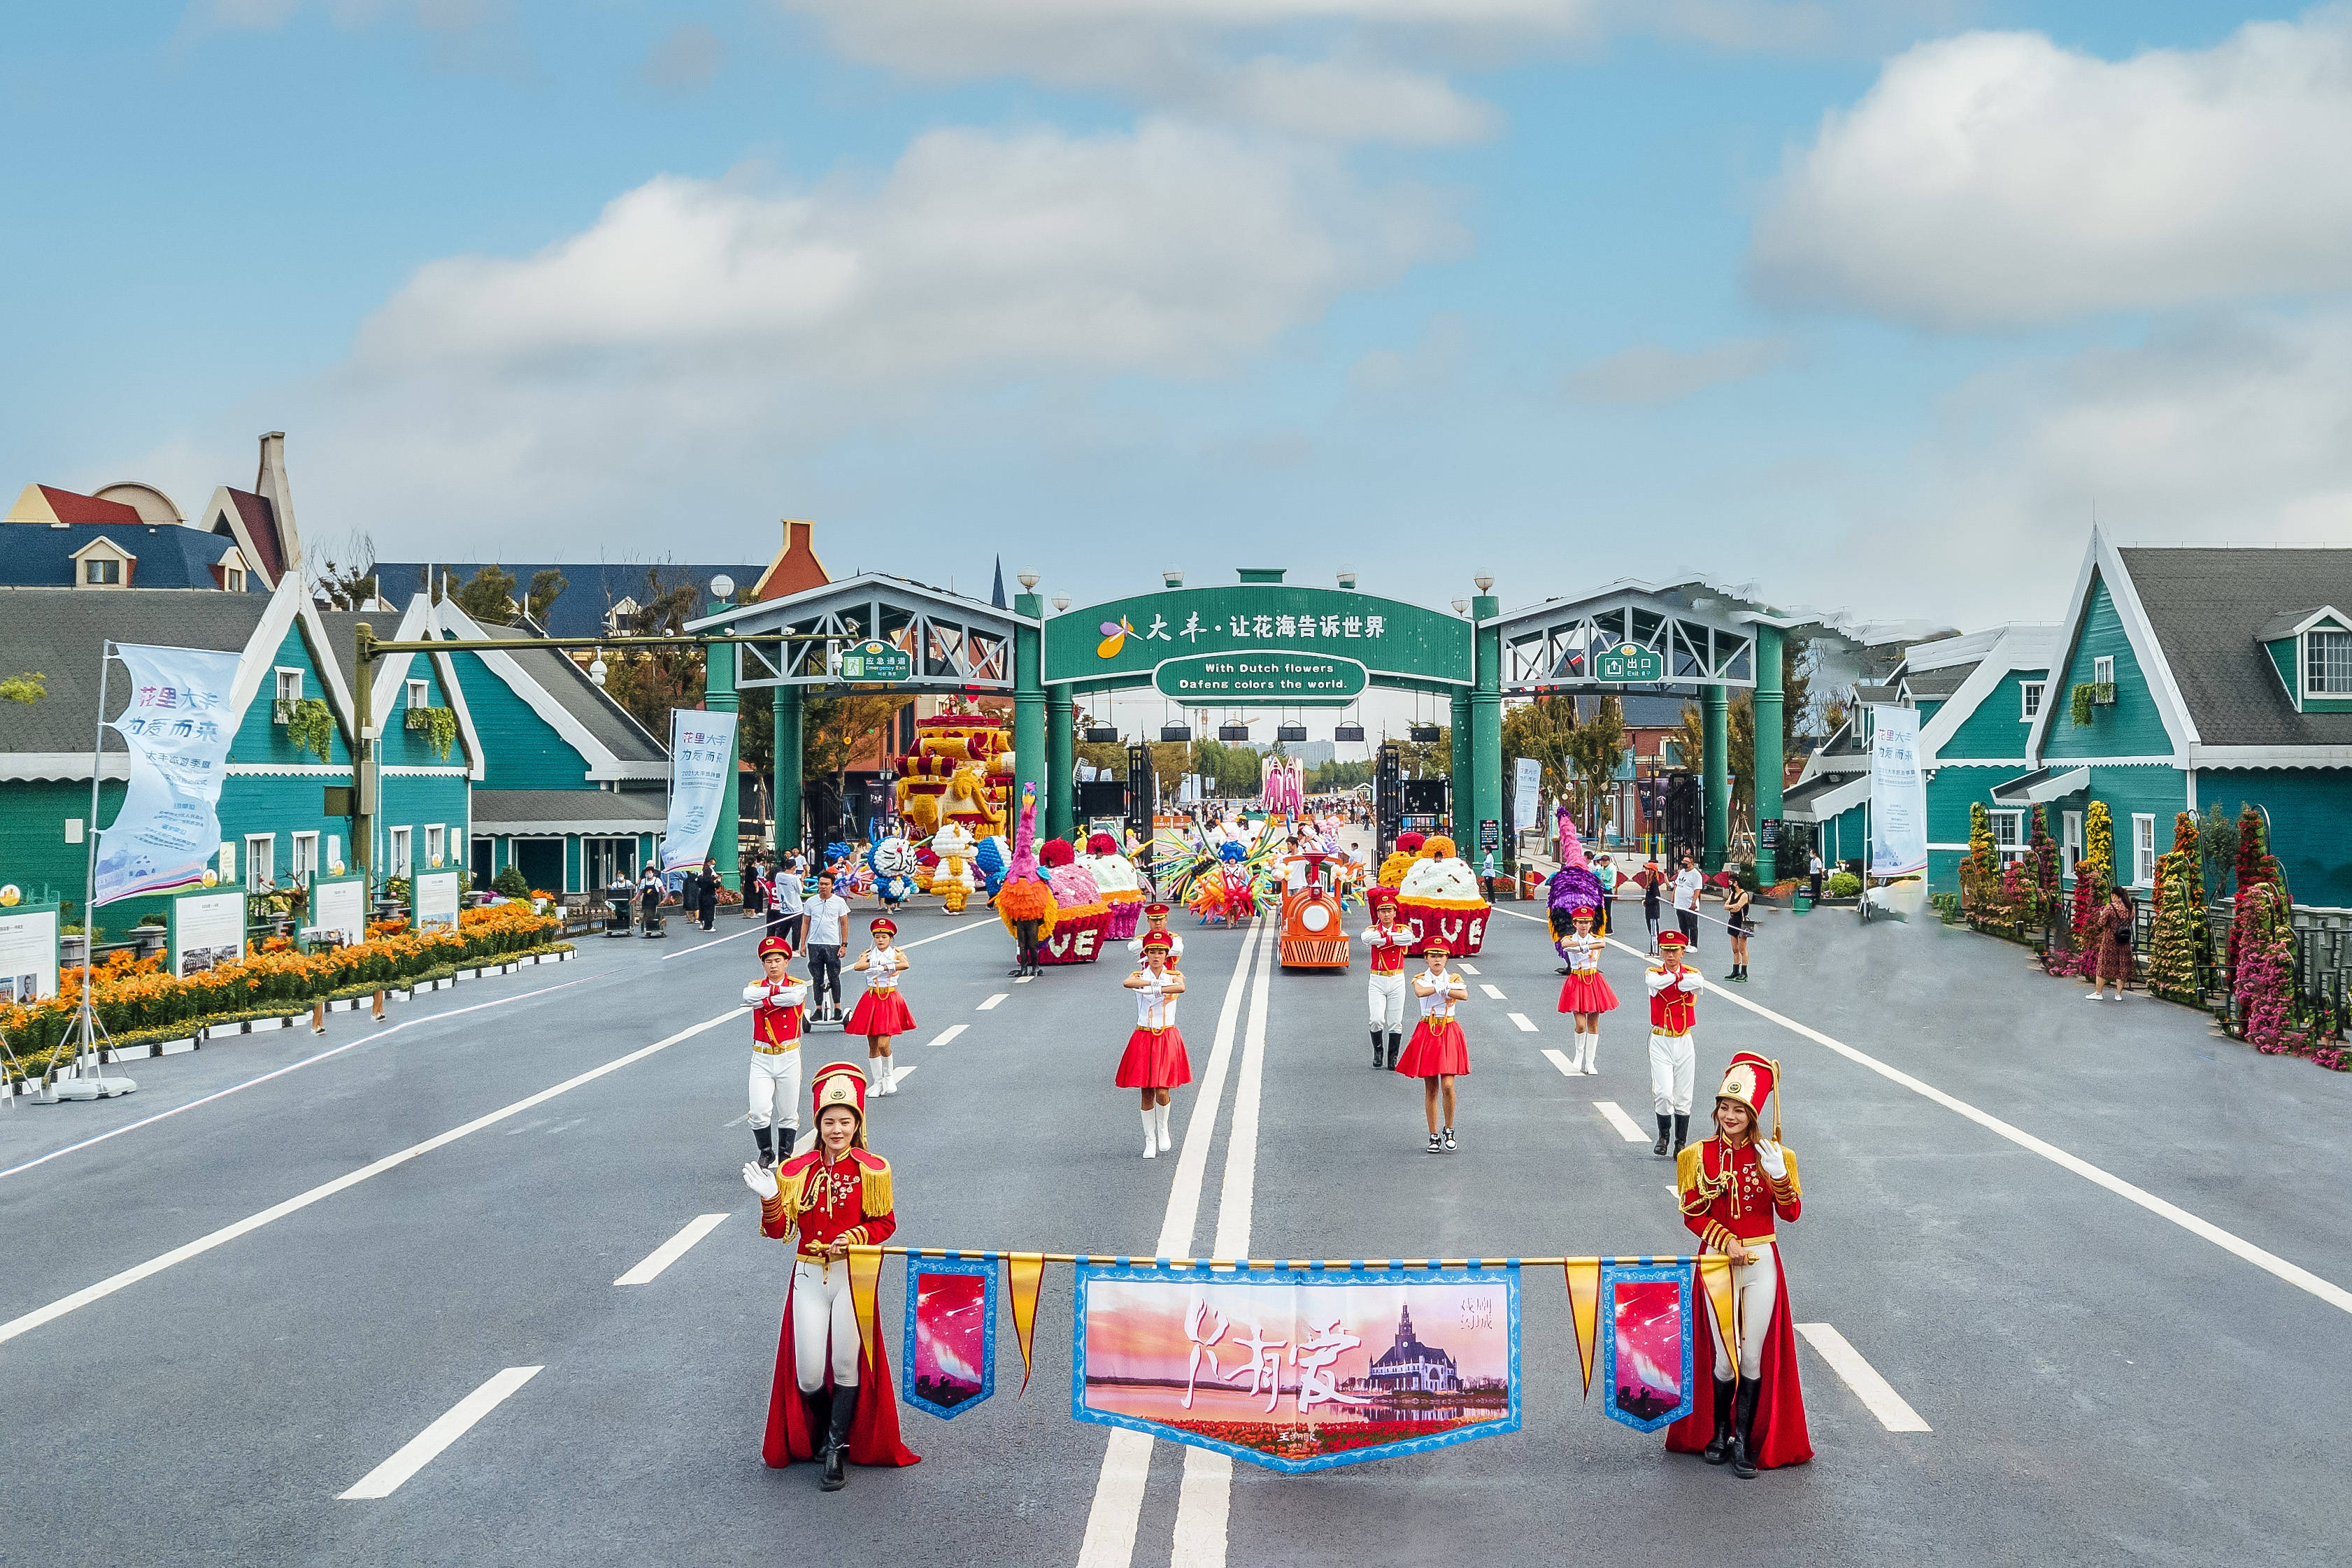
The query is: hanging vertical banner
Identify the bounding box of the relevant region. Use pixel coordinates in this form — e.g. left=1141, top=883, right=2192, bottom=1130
left=1511, top=757, right=1541, bottom=839
left=904, top=1255, right=997, bottom=1420
left=1598, top=1260, right=1694, bottom=1433
left=1696, top=1255, right=1739, bottom=1371
left=1868, top=703, right=1927, bottom=877
left=92, top=643, right=243, bottom=906
left=1006, top=1253, right=1046, bottom=1393
left=1563, top=1260, right=1602, bottom=1398
left=1073, top=1262, right=1520, bottom=1474
left=662, top=708, right=739, bottom=876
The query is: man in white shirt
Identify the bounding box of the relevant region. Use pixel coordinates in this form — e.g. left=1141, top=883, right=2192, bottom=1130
left=800, top=871, right=850, bottom=1022
left=1673, top=855, right=1704, bottom=950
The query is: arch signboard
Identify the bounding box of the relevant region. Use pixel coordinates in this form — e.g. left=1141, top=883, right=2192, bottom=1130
left=1043, top=585, right=1471, bottom=701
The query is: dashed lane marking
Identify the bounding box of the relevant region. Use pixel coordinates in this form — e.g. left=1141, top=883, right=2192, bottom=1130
left=1592, top=1101, right=1650, bottom=1142
left=657, top=925, right=764, bottom=962
left=976, top=994, right=1008, bottom=1011
left=1797, top=1323, right=1932, bottom=1432
left=1507, top=1012, right=1539, bottom=1033
left=338, top=1366, right=543, bottom=1499
left=1455, top=962, right=1479, bottom=974
left=614, top=1213, right=729, bottom=1285
left=925, top=1025, right=968, bottom=1049
left=1478, top=983, right=1506, bottom=1001
left=1541, top=1048, right=1578, bottom=1076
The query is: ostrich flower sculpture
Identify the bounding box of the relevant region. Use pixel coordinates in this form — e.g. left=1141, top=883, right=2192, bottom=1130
left=1547, top=805, right=1603, bottom=946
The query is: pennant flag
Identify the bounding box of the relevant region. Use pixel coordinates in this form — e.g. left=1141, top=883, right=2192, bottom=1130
left=1596, top=1260, right=1695, bottom=1433
left=848, top=1246, right=886, bottom=1372
left=1697, top=1255, right=1738, bottom=1369
left=1564, top=1260, right=1602, bottom=1398
left=903, top=1256, right=997, bottom=1420
left=1005, top=1252, right=1046, bottom=1394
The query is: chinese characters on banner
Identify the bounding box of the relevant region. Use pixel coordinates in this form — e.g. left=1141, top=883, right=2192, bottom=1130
left=1072, top=1263, right=1520, bottom=1473
left=903, top=1256, right=997, bottom=1420
left=1868, top=703, right=1928, bottom=877
left=93, top=643, right=243, bottom=906
left=661, top=708, right=739, bottom=877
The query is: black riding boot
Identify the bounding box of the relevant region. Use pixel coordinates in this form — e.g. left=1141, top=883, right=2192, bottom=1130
left=801, top=1390, right=827, bottom=1457
left=1386, top=1032, right=1402, bottom=1069
left=1731, top=1378, right=1762, bottom=1478
left=1372, top=1028, right=1386, bottom=1068
left=753, top=1125, right=774, bottom=1167
left=1672, top=1113, right=1690, bottom=1154
left=1702, top=1376, right=1736, bottom=1463
left=1653, top=1115, right=1671, bottom=1157
left=821, top=1385, right=857, bottom=1490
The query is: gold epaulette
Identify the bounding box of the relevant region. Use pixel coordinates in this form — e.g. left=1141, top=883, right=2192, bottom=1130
left=1675, top=1141, right=1715, bottom=1214
left=764, top=1160, right=810, bottom=1226
left=852, top=1150, right=893, bottom=1216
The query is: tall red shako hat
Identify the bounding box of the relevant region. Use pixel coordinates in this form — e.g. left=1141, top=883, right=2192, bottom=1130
left=811, top=1061, right=869, bottom=1146
left=1657, top=929, right=1689, bottom=951
left=758, top=934, right=794, bottom=960
left=869, top=916, right=897, bottom=938
left=1367, top=885, right=1399, bottom=915
left=1716, top=1050, right=1783, bottom=1143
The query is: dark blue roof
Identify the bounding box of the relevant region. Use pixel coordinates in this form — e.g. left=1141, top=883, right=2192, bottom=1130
left=373, top=561, right=763, bottom=639
left=0, top=522, right=261, bottom=590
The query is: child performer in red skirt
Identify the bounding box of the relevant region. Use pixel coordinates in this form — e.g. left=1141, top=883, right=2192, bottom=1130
left=846, top=918, right=916, bottom=1097
left=1397, top=941, right=1471, bottom=1153
left=1555, top=905, right=1618, bottom=1076
left=1116, top=932, right=1191, bottom=1157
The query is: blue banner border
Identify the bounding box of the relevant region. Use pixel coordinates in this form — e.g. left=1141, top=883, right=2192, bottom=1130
left=902, top=1253, right=998, bottom=1420
left=1596, top=1259, right=1695, bottom=1434
left=1071, top=1259, right=1522, bottom=1474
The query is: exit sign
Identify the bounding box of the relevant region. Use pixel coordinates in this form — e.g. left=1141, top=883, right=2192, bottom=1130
left=838, top=639, right=913, bottom=683
left=1594, top=643, right=1666, bottom=683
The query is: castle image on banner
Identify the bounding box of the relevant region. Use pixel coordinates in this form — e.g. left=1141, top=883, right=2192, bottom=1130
left=1356, top=1304, right=1460, bottom=1395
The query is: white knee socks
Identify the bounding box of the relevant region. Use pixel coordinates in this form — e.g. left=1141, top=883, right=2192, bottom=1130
left=1580, top=1029, right=1599, bottom=1074
left=1141, top=1107, right=1158, bottom=1157
left=1155, top=1102, right=1172, bottom=1150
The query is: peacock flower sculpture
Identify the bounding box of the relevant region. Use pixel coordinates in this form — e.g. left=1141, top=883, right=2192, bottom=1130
left=1547, top=804, right=1604, bottom=943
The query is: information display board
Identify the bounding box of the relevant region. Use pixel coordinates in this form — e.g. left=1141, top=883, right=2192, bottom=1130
left=309, top=872, right=368, bottom=948
left=168, top=888, right=248, bottom=977
left=0, top=902, right=61, bottom=1005
left=412, top=869, right=464, bottom=933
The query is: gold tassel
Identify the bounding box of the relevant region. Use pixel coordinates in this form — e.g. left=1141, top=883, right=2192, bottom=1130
left=860, top=1155, right=893, bottom=1217
left=1771, top=1055, right=1783, bottom=1146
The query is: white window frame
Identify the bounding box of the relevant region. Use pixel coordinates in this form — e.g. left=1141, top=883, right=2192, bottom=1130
left=245, top=834, right=275, bottom=890
left=2092, top=655, right=2115, bottom=687
left=275, top=667, right=304, bottom=702
left=1990, top=808, right=2026, bottom=867
left=2020, top=680, right=2044, bottom=720
left=389, top=825, right=413, bottom=878
left=2307, top=627, right=2352, bottom=697
left=2061, top=811, right=2085, bottom=878
left=408, top=678, right=429, bottom=710
left=291, top=830, right=319, bottom=885
left=2132, top=814, right=2156, bottom=888
left=425, top=823, right=446, bottom=868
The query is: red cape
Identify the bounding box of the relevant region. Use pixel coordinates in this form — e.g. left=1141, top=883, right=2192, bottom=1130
left=1664, top=1253, right=1811, bottom=1469
left=761, top=1266, right=921, bottom=1469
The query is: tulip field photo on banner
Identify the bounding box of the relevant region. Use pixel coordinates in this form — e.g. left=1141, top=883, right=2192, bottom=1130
left=903, top=1256, right=996, bottom=1420
left=1070, top=1262, right=1522, bottom=1474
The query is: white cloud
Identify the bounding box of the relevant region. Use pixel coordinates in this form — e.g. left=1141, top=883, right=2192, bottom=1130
left=1751, top=10, right=2352, bottom=329
left=641, top=22, right=724, bottom=93
left=1565, top=336, right=1795, bottom=404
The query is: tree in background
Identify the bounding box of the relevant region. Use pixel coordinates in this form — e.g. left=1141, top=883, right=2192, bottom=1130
left=452, top=564, right=520, bottom=625
left=1388, top=725, right=1451, bottom=779
left=2198, top=801, right=2241, bottom=904
left=1501, top=697, right=1577, bottom=808
left=1306, top=758, right=1372, bottom=792
left=525, top=569, right=567, bottom=625
left=803, top=693, right=911, bottom=778
left=308, top=529, right=379, bottom=610
left=598, top=568, right=704, bottom=736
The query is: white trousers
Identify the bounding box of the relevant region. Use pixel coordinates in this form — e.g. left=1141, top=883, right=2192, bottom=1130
left=1367, top=971, right=1406, bottom=1032
left=792, top=1258, right=862, bottom=1391
left=748, top=1049, right=801, bottom=1133
left=1709, top=1243, right=1778, bottom=1381
left=1648, top=1031, right=1695, bottom=1116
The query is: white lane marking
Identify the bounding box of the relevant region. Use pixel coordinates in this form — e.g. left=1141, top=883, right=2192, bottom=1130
left=658, top=925, right=764, bottom=961
left=882, top=1064, right=918, bottom=1088
left=1541, top=1048, right=1578, bottom=1076
left=896, top=921, right=993, bottom=951
left=924, top=1024, right=968, bottom=1049
left=339, top=1366, right=543, bottom=1499
left=1796, top=1323, right=1932, bottom=1432
left=1077, top=920, right=1267, bottom=1568
left=1013, top=976, right=1034, bottom=984
left=1171, top=1448, right=1232, bottom=1567
left=0, top=1010, right=745, bottom=1348
left=614, top=1213, right=729, bottom=1286
left=1593, top=1101, right=1649, bottom=1142
left=0, top=979, right=590, bottom=1184
left=1597, top=930, right=2352, bottom=1318
left=1455, top=962, right=1479, bottom=974
left=976, top=994, right=1008, bottom=1011
left=1507, top=1012, right=1539, bottom=1033
left=1478, top=983, right=1506, bottom=1001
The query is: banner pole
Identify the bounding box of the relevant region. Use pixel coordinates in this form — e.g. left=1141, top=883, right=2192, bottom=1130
left=55, top=641, right=134, bottom=1099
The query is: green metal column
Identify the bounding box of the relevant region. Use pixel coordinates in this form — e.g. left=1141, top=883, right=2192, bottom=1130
left=1702, top=683, right=1730, bottom=873
left=1751, top=623, right=1785, bottom=883
left=1449, top=687, right=1472, bottom=843
left=1046, top=686, right=1074, bottom=843
left=772, top=684, right=802, bottom=853
left=1471, top=592, right=1502, bottom=867
left=704, top=602, right=741, bottom=889
left=1014, top=590, right=1045, bottom=825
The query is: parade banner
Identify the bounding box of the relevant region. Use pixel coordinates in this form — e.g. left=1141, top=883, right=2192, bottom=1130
left=1007, top=1253, right=1046, bottom=1392
left=1868, top=703, right=1927, bottom=878
left=1564, top=1260, right=1602, bottom=1397
left=1511, top=757, right=1541, bottom=839
left=661, top=708, right=739, bottom=876
left=904, top=1256, right=997, bottom=1420
left=93, top=643, right=242, bottom=906
left=1597, top=1261, right=1694, bottom=1433
left=1072, top=1262, right=1520, bottom=1474
left=167, top=887, right=247, bottom=977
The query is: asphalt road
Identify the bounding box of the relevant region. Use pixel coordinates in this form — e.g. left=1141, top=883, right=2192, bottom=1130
left=3, top=869, right=2348, bottom=1567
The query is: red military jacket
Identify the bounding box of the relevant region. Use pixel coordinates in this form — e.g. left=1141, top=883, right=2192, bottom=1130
left=1647, top=964, right=1699, bottom=1036
left=1363, top=922, right=1409, bottom=974
left=762, top=1147, right=897, bottom=1262
left=748, top=978, right=806, bottom=1051
left=1677, top=1137, right=1802, bottom=1253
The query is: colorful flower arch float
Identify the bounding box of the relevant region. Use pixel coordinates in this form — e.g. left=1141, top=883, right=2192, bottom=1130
left=1396, top=832, right=1491, bottom=956
left=1086, top=830, right=1146, bottom=940
left=1036, top=836, right=1113, bottom=964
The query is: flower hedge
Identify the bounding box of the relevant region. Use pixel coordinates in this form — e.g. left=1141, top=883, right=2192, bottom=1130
left=3, top=904, right=564, bottom=1076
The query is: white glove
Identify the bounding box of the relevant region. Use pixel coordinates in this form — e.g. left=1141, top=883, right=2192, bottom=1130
left=742, top=981, right=773, bottom=1004
left=1755, top=1140, right=1787, bottom=1179
left=742, top=1162, right=777, bottom=1197
left=1678, top=969, right=1703, bottom=992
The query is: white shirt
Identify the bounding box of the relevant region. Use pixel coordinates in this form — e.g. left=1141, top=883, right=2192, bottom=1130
left=1134, top=979, right=1181, bottom=1031
left=1672, top=868, right=1702, bottom=912
left=1415, top=969, right=1461, bottom=1020
left=800, top=894, right=849, bottom=946
left=776, top=870, right=803, bottom=908
left=860, top=946, right=904, bottom=988
left=1562, top=932, right=1604, bottom=974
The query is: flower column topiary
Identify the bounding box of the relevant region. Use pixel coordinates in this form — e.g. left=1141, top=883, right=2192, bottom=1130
left=2230, top=881, right=2305, bottom=1054
left=2146, top=812, right=2204, bottom=1002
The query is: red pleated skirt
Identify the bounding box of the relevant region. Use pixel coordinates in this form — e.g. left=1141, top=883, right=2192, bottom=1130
left=1395, top=1018, right=1470, bottom=1078
left=846, top=988, right=916, bottom=1037
left=1558, top=971, right=1619, bottom=1013
left=1115, top=1026, right=1192, bottom=1089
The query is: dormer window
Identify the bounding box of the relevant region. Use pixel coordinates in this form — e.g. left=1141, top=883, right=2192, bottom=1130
left=224, top=567, right=245, bottom=591
left=85, top=557, right=120, bottom=584
left=2310, top=629, right=2352, bottom=695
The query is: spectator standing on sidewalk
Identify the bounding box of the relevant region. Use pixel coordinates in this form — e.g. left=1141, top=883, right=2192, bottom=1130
left=801, top=871, right=851, bottom=1023
left=1674, top=855, right=1704, bottom=949
left=1642, top=860, right=1664, bottom=954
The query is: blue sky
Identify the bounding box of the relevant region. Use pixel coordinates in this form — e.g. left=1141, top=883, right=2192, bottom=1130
left=7, top=1, right=2345, bottom=638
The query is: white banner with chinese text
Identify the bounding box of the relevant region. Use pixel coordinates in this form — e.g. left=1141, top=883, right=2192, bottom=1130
left=93, top=643, right=243, bottom=906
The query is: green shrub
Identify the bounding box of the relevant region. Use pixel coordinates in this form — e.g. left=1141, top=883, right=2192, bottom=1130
left=492, top=864, right=531, bottom=898
left=1827, top=870, right=1862, bottom=897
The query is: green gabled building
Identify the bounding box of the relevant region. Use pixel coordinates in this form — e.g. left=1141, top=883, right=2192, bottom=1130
left=1986, top=532, right=2352, bottom=906
left=427, top=597, right=669, bottom=896
left=317, top=594, right=477, bottom=887
left=1908, top=624, right=2058, bottom=891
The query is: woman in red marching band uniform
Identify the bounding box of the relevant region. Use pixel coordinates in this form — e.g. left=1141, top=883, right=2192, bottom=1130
left=1666, top=1051, right=1811, bottom=1476
left=1117, top=932, right=1190, bottom=1157
left=846, top=917, right=917, bottom=1097
left=746, top=1062, right=920, bottom=1489
left=1396, top=941, right=1471, bottom=1153
left=1553, top=904, right=1616, bottom=1076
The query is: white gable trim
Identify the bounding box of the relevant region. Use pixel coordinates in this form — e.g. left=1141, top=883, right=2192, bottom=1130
left=227, top=573, right=313, bottom=725
left=2024, top=530, right=2196, bottom=768
left=367, top=594, right=485, bottom=779
left=432, top=598, right=626, bottom=780
left=1920, top=632, right=2041, bottom=764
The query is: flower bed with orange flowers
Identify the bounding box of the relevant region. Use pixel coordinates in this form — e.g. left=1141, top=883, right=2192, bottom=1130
left=3, top=903, right=566, bottom=1081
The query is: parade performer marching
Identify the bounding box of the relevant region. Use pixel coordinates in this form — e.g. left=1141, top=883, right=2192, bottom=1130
left=1666, top=1053, right=1811, bottom=1477
left=1555, top=905, right=1617, bottom=1076
left=846, top=918, right=917, bottom=1097
left=741, top=934, right=806, bottom=1169
left=1361, top=886, right=1411, bottom=1069
left=1646, top=929, right=1703, bottom=1156
left=1125, top=901, right=1185, bottom=965
left=746, top=1062, right=920, bottom=1488
left=1116, top=932, right=1191, bottom=1157
left=1397, top=941, right=1471, bottom=1153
